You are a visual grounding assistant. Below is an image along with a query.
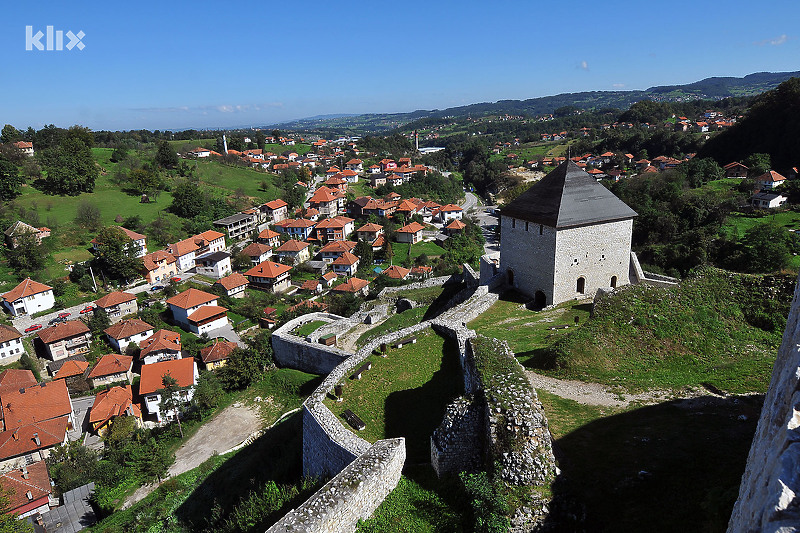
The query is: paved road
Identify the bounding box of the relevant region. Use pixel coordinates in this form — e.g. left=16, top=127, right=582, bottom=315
left=122, top=403, right=262, bottom=509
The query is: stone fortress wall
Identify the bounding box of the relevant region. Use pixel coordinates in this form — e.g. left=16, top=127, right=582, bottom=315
left=727, top=271, right=800, bottom=532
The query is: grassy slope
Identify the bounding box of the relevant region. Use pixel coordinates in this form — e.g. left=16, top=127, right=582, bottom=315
left=324, top=329, right=463, bottom=462
left=535, top=268, right=789, bottom=393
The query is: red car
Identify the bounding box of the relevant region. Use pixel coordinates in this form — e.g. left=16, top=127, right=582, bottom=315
left=24, top=324, right=42, bottom=333
left=58, top=312, right=71, bottom=319
left=170, top=277, right=181, bottom=283
left=80, top=306, right=94, bottom=314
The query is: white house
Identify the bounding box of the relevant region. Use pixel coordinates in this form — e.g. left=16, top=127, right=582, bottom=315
left=2, top=278, right=54, bottom=317
left=437, top=204, right=463, bottom=223
left=0, top=325, right=24, bottom=364
left=213, top=272, right=249, bottom=298
left=139, top=358, right=198, bottom=423
left=750, top=192, right=788, bottom=209
left=195, top=251, right=232, bottom=279
left=166, top=288, right=229, bottom=335
left=139, top=329, right=182, bottom=365
left=104, top=319, right=155, bottom=353
left=92, top=227, right=147, bottom=258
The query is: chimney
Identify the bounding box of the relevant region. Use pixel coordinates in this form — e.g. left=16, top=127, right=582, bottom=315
left=21, top=466, right=28, bottom=479
left=33, top=433, right=40, bottom=446
left=18, top=388, right=24, bottom=394
left=12, top=430, right=18, bottom=441
left=25, top=491, right=32, bottom=501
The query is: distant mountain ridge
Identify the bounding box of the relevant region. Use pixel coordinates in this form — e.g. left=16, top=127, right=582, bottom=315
left=275, top=71, right=800, bottom=134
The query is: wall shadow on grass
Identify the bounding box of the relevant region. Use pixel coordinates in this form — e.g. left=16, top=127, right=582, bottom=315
left=542, top=394, right=763, bottom=533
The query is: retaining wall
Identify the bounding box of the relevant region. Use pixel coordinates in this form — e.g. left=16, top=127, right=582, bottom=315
left=267, top=438, right=405, bottom=533
left=272, top=313, right=353, bottom=374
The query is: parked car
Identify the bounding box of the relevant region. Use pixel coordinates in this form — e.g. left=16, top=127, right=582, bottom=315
left=150, top=285, right=164, bottom=292
left=24, top=324, right=42, bottom=333
left=170, top=277, right=181, bottom=283
left=49, top=317, right=64, bottom=325
left=58, top=312, right=71, bottom=319
left=79, top=306, right=94, bottom=314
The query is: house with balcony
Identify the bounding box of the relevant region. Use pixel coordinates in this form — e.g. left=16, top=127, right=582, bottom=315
left=167, top=230, right=226, bottom=272
left=166, top=288, right=229, bottom=335
left=332, top=252, right=360, bottom=277
left=244, top=261, right=292, bottom=293
left=139, top=358, right=198, bottom=423
left=275, top=240, right=311, bottom=265
left=37, top=321, right=91, bottom=361
left=86, top=354, right=133, bottom=388
left=2, top=278, right=54, bottom=317
left=319, top=240, right=357, bottom=262
left=315, top=216, right=355, bottom=243
left=213, top=212, right=257, bottom=240
left=308, top=186, right=343, bottom=217
left=256, top=228, right=281, bottom=248
left=356, top=223, right=383, bottom=243
left=283, top=219, right=317, bottom=240
left=261, top=199, right=289, bottom=224
left=396, top=221, right=425, bottom=244
left=141, top=250, right=178, bottom=284
left=139, top=329, right=182, bottom=365
left=94, top=291, right=138, bottom=324
left=104, top=319, right=154, bottom=353
left=241, top=242, right=273, bottom=265
left=195, top=251, right=232, bottom=279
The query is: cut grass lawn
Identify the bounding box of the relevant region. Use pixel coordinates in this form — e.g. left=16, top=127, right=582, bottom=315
left=245, top=368, right=322, bottom=422
left=324, top=329, right=463, bottom=462
left=538, top=389, right=763, bottom=532
left=391, top=240, right=445, bottom=261
left=467, top=291, right=591, bottom=366
left=293, top=320, right=326, bottom=337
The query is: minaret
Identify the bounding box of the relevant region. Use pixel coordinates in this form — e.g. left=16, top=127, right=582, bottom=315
left=223, top=134, right=228, bottom=155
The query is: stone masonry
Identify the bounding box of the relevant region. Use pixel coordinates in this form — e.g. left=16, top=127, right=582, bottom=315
left=727, top=271, right=800, bottom=532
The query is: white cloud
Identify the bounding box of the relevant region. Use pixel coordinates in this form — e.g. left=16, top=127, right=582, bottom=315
left=612, top=83, right=625, bottom=88
left=579, top=60, right=589, bottom=70
left=755, top=34, right=789, bottom=46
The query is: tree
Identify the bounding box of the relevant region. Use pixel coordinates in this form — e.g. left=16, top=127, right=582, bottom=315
left=743, top=153, right=772, bottom=177
left=4, top=231, right=46, bottom=275
left=194, top=371, right=224, bottom=415
left=91, top=226, right=143, bottom=283
left=0, top=486, right=33, bottom=532
left=155, top=140, right=179, bottom=169
left=75, top=200, right=101, bottom=231
left=157, top=374, right=185, bottom=438
left=39, top=136, right=98, bottom=194
left=1, top=125, right=21, bottom=144
left=0, top=157, right=23, bottom=200
left=138, top=437, right=173, bottom=483
left=170, top=180, right=209, bottom=218
left=128, top=168, right=163, bottom=196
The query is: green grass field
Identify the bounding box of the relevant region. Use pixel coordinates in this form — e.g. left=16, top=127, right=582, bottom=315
left=293, top=320, right=326, bottom=337
left=724, top=209, right=800, bottom=236
left=467, top=291, right=592, bottom=365
left=391, top=240, right=445, bottom=262
left=325, top=329, right=463, bottom=462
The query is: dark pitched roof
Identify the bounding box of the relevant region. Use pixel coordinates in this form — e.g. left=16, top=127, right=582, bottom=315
left=501, top=160, right=637, bottom=228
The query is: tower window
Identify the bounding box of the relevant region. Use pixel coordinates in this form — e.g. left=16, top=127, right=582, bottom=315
left=539, top=225, right=543, bottom=235
left=512, top=218, right=516, bottom=229
left=577, top=277, right=585, bottom=294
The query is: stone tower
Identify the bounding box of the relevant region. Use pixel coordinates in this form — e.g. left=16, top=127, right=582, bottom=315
left=499, top=160, right=637, bottom=307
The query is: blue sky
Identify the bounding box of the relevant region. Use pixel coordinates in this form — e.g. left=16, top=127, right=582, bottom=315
left=0, top=0, right=797, bottom=131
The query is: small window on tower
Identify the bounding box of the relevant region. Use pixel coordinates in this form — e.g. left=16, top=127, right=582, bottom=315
left=539, top=225, right=543, bottom=235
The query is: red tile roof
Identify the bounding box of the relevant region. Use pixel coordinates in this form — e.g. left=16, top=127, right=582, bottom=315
left=0, top=370, right=36, bottom=394
left=397, top=222, right=425, bottom=233
left=0, top=379, right=71, bottom=430
left=439, top=204, right=463, bottom=212
left=309, top=186, right=339, bottom=203
left=264, top=199, right=288, bottom=210
left=95, top=291, right=136, bottom=308
left=166, top=288, right=217, bottom=309
left=258, top=228, right=280, bottom=240
left=89, top=385, right=140, bottom=428
left=332, top=277, right=369, bottom=293
left=242, top=242, right=273, bottom=257
left=332, top=252, right=359, bottom=266
left=757, top=170, right=786, bottom=183
left=139, top=358, right=196, bottom=395
left=0, top=416, right=69, bottom=460
left=215, top=272, right=249, bottom=291
left=0, top=325, right=21, bottom=344
left=142, top=250, right=176, bottom=272
left=140, top=329, right=181, bottom=358
left=383, top=265, right=411, bottom=279
left=445, top=219, right=466, bottom=230
left=357, top=223, right=383, bottom=232
left=87, top=354, right=132, bottom=379
left=320, top=240, right=356, bottom=254
left=53, top=360, right=90, bottom=380
left=104, top=318, right=153, bottom=341
left=276, top=240, right=309, bottom=252
left=2, top=278, right=52, bottom=303
left=0, top=460, right=51, bottom=514
left=245, top=261, right=292, bottom=279
left=200, top=341, right=237, bottom=364
left=187, top=305, right=228, bottom=323
left=37, top=320, right=89, bottom=344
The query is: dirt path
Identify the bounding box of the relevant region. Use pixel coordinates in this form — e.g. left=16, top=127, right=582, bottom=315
left=525, top=370, right=697, bottom=408
left=338, top=320, right=383, bottom=353
left=122, top=403, right=262, bottom=509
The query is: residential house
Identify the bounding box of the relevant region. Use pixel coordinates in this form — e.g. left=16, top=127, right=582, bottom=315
left=261, top=199, right=289, bottom=223
left=0, top=379, right=74, bottom=472
left=382, top=265, right=410, bottom=280
left=139, top=358, right=198, bottom=423
left=370, top=174, right=387, bottom=188
left=53, top=360, right=89, bottom=382
left=299, top=279, right=322, bottom=294
left=2, top=278, right=54, bottom=317
left=94, top=291, right=138, bottom=324
left=141, top=250, right=178, bottom=284
left=283, top=219, right=317, bottom=240
left=315, top=216, right=354, bottom=242
left=331, top=252, right=360, bottom=276
left=308, top=186, right=342, bottom=217
left=437, top=204, right=463, bottom=223
left=331, top=277, right=370, bottom=296
left=0, top=461, right=55, bottom=519
left=724, top=161, right=749, bottom=179
left=750, top=192, right=788, bottom=209
left=362, top=198, right=397, bottom=218
left=257, top=228, right=281, bottom=247
left=345, top=159, right=363, bottom=172
left=200, top=340, right=237, bottom=371
left=319, top=240, right=357, bottom=262
left=0, top=370, right=35, bottom=395
left=214, top=272, right=249, bottom=298
left=444, top=219, right=466, bottom=237
left=89, top=385, right=141, bottom=435
left=348, top=196, right=373, bottom=218
left=4, top=221, right=50, bottom=249
left=139, top=329, right=182, bottom=365
left=368, top=164, right=381, bottom=174
left=213, top=212, right=257, bottom=240
left=244, top=261, right=292, bottom=293
left=86, top=354, right=133, bottom=388
left=324, top=175, right=348, bottom=192
left=396, top=221, right=425, bottom=244
left=168, top=231, right=226, bottom=272
left=275, top=240, right=311, bottom=265
left=188, top=147, right=211, bottom=158
left=37, top=321, right=91, bottom=361
left=166, top=288, right=229, bottom=335
left=395, top=199, right=420, bottom=219
left=104, top=319, right=154, bottom=353
left=0, top=326, right=24, bottom=365
left=356, top=223, right=383, bottom=242
left=92, top=226, right=147, bottom=258
left=195, top=251, right=232, bottom=279
left=756, top=170, right=786, bottom=190
left=321, top=272, right=338, bottom=288
left=340, top=169, right=359, bottom=183
left=241, top=242, right=273, bottom=265
left=410, top=265, right=433, bottom=279
left=11, top=141, right=34, bottom=157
